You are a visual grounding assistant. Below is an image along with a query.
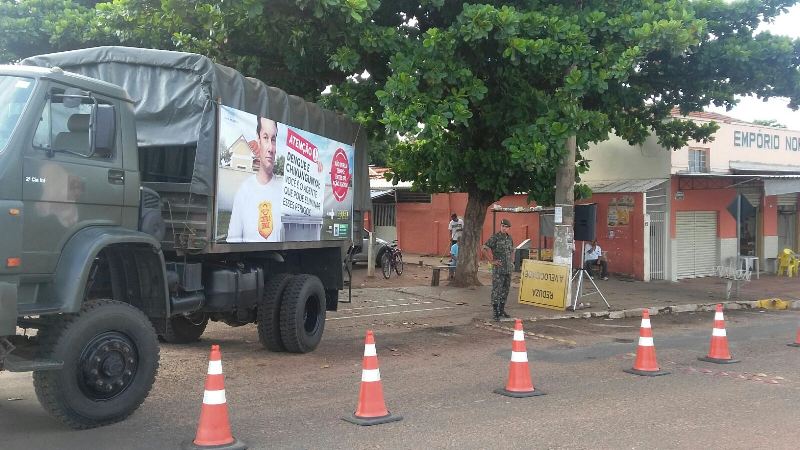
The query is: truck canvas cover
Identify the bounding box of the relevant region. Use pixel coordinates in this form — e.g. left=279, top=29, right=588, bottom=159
left=20, top=46, right=371, bottom=217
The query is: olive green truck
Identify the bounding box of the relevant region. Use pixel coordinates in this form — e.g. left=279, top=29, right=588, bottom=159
left=0, top=47, right=370, bottom=429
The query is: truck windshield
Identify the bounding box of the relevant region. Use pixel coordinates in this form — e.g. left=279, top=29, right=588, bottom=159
left=0, top=75, right=35, bottom=153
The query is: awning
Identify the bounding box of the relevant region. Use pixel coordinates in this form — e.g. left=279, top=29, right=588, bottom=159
left=675, top=171, right=800, bottom=195
left=370, top=189, right=395, bottom=200
left=586, top=179, right=668, bottom=193
left=730, top=160, right=800, bottom=174
left=764, top=178, right=800, bottom=196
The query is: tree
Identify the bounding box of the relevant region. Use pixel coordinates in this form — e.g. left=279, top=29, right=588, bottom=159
left=5, top=1, right=800, bottom=287
left=325, top=0, right=800, bottom=286
left=0, top=0, right=377, bottom=99
left=752, top=119, right=788, bottom=128
left=0, top=0, right=98, bottom=62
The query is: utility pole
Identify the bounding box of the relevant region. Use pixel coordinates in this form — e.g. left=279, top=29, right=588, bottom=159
left=554, top=134, right=576, bottom=300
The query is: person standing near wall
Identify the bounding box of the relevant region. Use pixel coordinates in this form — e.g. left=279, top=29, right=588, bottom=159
left=449, top=238, right=459, bottom=279
left=482, top=219, right=514, bottom=321
left=448, top=213, right=464, bottom=246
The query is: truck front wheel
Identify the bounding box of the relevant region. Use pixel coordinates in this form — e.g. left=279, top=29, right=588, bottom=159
left=32, top=299, right=159, bottom=429
left=279, top=274, right=326, bottom=353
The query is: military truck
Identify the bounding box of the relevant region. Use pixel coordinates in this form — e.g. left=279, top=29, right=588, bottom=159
left=0, top=47, right=369, bottom=429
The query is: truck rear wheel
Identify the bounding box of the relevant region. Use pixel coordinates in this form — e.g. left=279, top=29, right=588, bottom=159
left=160, top=314, right=208, bottom=344
left=32, top=299, right=159, bottom=429
left=257, top=273, right=293, bottom=351
left=279, top=274, right=326, bottom=353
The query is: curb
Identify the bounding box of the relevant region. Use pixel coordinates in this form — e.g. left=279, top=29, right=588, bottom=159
left=529, top=299, right=800, bottom=321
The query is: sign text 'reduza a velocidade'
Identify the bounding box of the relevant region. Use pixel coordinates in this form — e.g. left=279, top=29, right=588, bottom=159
left=733, top=129, right=800, bottom=151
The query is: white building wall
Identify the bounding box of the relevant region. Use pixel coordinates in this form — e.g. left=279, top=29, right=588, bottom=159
left=764, top=235, right=779, bottom=272
left=720, top=238, right=738, bottom=269
left=582, top=134, right=671, bottom=182
left=670, top=117, right=800, bottom=173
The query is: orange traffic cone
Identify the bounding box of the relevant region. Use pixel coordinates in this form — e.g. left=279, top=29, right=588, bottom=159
left=343, top=331, right=402, bottom=426
left=494, top=319, right=545, bottom=397
left=624, top=310, right=669, bottom=376
left=788, top=323, right=800, bottom=347
left=698, top=304, right=740, bottom=364
left=183, top=345, right=246, bottom=450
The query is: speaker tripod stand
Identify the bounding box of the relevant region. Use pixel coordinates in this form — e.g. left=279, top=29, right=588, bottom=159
left=570, top=267, right=612, bottom=311
left=570, top=240, right=612, bottom=312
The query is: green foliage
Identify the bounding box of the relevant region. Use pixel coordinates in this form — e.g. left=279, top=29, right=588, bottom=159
left=752, top=119, right=787, bottom=128
left=0, top=0, right=380, bottom=99
left=327, top=0, right=800, bottom=205
left=3, top=0, right=799, bottom=207
left=0, top=0, right=97, bottom=63
left=274, top=155, right=286, bottom=176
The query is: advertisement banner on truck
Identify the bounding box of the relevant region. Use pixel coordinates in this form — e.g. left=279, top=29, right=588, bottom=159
left=215, top=105, right=354, bottom=243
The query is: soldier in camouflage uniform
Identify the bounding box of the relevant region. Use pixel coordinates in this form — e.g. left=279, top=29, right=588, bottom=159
left=482, top=218, right=514, bottom=321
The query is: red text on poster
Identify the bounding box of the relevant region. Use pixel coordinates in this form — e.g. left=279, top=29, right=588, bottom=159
left=331, top=148, right=350, bottom=202
left=286, top=129, right=318, bottom=162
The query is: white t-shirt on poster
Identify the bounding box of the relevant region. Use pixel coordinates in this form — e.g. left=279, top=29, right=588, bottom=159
left=227, top=175, right=283, bottom=242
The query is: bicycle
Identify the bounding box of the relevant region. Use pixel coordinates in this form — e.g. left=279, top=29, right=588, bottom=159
left=381, top=241, right=404, bottom=279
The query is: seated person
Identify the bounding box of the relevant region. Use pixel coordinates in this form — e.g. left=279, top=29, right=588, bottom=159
left=449, top=239, right=459, bottom=278
left=584, top=239, right=609, bottom=280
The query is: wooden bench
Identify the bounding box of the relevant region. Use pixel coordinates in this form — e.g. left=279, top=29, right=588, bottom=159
left=431, top=265, right=454, bottom=286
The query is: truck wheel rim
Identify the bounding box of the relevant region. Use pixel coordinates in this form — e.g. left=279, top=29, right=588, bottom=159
left=78, top=332, right=138, bottom=400
left=303, top=296, right=321, bottom=335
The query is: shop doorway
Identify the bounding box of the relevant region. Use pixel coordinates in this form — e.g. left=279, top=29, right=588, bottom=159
left=646, top=182, right=668, bottom=280
left=676, top=211, right=719, bottom=279
left=739, top=213, right=757, bottom=257
left=778, top=205, right=797, bottom=253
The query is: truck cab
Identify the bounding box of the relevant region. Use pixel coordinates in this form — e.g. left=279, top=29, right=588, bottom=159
left=0, top=65, right=166, bottom=429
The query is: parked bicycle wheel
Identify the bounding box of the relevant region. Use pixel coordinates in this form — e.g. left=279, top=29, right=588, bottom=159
left=394, top=252, right=404, bottom=276
left=381, top=252, right=392, bottom=279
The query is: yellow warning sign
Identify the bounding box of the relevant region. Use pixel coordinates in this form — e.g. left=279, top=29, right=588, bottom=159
left=518, top=259, right=569, bottom=311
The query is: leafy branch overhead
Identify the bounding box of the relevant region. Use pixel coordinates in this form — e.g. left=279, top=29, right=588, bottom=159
left=2, top=0, right=799, bottom=283
left=324, top=1, right=800, bottom=204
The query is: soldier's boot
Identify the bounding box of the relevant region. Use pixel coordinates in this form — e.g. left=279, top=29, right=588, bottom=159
left=492, top=304, right=501, bottom=321
left=499, top=303, right=511, bottom=319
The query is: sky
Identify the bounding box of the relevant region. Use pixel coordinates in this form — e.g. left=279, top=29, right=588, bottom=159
left=706, top=5, right=800, bottom=130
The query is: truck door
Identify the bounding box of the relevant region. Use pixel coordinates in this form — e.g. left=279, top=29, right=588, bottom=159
left=22, top=83, right=124, bottom=274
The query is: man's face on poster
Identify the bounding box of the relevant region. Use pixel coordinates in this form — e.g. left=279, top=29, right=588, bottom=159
left=257, top=117, right=278, bottom=175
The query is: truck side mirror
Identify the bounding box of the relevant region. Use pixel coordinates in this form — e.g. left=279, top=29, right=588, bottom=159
left=91, top=104, right=116, bottom=157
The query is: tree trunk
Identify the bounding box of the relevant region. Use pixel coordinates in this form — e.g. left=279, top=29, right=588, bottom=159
left=553, top=134, right=576, bottom=267
left=450, top=190, right=495, bottom=287
left=555, top=134, right=577, bottom=224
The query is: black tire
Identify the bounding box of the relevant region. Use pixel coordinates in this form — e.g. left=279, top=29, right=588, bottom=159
left=279, top=274, right=326, bottom=353
left=257, top=273, right=293, bottom=352
left=159, top=314, right=208, bottom=344
left=375, top=248, right=386, bottom=267
left=395, top=252, right=404, bottom=276
left=381, top=253, right=392, bottom=279
left=32, top=299, right=159, bottom=429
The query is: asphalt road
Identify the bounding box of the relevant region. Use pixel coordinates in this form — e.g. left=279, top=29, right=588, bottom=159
left=1, top=291, right=799, bottom=449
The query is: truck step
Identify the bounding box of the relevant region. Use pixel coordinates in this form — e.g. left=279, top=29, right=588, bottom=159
left=3, top=354, right=63, bottom=372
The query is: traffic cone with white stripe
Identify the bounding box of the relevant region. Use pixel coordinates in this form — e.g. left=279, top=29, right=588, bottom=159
left=789, top=323, right=800, bottom=347
left=698, top=304, right=740, bottom=364
left=494, top=319, right=545, bottom=397
left=624, top=309, right=669, bottom=376
left=343, top=330, right=402, bottom=426
left=183, top=345, right=246, bottom=450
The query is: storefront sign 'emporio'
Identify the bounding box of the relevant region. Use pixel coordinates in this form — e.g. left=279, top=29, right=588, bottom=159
left=733, top=129, right=800, bottom=151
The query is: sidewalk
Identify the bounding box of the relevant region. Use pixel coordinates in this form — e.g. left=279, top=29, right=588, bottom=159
left=375, top=254, right=800, bottom=320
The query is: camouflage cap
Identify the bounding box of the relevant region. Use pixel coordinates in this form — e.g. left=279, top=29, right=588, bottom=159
left=500, top=218, right=511, bottom=227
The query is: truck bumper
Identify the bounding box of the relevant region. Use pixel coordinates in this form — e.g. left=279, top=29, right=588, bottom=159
left=0, top=280, right=18, bottom=336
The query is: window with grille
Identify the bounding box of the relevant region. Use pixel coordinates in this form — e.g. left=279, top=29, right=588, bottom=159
left=688, top=147, right=709, bottom=173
